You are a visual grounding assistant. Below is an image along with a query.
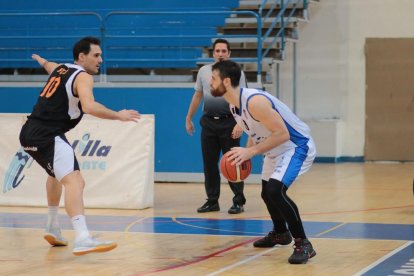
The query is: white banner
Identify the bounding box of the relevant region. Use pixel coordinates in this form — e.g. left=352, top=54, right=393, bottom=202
left=0, top=113, right=154, bottom=209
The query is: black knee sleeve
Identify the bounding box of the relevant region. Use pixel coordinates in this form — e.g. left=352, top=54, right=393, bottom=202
left=266, top=178, right=306, bottom=238
left=265, top=178, right=287, bottom=203
left=261, top=179, right=268, bottom=201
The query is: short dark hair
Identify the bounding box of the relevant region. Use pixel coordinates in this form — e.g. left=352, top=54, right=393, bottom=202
left=73, top=36, right=100, bottom=61
left=211, top=60, right=241, bottom=87
left=213, top=38, right=231, bottom=52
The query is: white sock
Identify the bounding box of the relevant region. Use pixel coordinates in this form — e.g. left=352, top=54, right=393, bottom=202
left=71, top=215, right=90, bottom=242
left=47, top=206, right=59, bottom=230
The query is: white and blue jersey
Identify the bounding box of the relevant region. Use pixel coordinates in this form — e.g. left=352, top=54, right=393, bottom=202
left=230, top=88, right=316, bottom=186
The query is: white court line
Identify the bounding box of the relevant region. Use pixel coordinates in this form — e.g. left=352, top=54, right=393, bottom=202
left=207, top=247, right=280, bottom=276
left=353, top=241, right=414, bottom=276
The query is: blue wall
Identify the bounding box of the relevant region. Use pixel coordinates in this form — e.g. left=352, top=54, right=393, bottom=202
left=0, top=86, right=262, bottom=174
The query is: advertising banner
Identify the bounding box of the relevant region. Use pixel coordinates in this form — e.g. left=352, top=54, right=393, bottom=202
left=0, top=114, right=154, bottom=209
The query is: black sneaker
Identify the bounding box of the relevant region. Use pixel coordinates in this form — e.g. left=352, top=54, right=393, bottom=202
left=197, top=201, right=220, bottom=213
left=288, top=238, right=316, bottom=264
left=253, top=230, right=292, bottom=248
left=228, top=204, right=244, bottom=214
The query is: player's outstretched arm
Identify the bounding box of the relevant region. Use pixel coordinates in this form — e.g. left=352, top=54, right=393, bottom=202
left=32, top=54, right=59, bottom=75
left=76, top=72, right=141, bottom=122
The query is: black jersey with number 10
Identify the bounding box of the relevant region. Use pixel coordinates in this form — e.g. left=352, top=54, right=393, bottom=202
left=28, top=64, right=86, bottom=133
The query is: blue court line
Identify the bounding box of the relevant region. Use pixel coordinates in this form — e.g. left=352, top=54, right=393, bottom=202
left=0, top=212, right=413, bottom=241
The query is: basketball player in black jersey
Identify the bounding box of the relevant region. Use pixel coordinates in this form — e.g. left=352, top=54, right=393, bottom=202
left=19, top=37, right=140, bottom=256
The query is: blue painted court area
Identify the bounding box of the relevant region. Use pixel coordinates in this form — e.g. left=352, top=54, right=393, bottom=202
left=321, top=222, right=414, bottom=241
left=0, top=212, right=413, bottom=241
left=134, top=217, right=339, bottom=237
left=357, top=242, right=414, bottom=276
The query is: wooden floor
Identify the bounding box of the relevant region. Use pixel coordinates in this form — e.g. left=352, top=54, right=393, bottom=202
left=1, top=163, right=413, bottom=276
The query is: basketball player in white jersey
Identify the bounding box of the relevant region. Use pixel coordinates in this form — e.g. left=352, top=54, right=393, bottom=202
left=210, top=60, right=316, bottom=264
left=20, top=37, right=140, bottom=256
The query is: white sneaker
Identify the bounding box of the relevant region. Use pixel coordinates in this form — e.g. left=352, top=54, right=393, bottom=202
left=44, top=227, right=68, bottom=246
left=73, top=236, right=117, bottom=256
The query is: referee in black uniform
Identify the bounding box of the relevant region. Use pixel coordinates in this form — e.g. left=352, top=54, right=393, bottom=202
left=185, top=39, right=247, bottom=214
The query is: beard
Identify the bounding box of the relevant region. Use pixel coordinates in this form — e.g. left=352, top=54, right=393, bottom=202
left=210, top=83, right=226, bottom=97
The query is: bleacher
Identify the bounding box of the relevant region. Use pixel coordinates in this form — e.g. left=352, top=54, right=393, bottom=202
left=0, top=0, right=235, bottom=67
left=0, top=0, right=318, bottom=85
left=102, top=11, right=223, bottom=69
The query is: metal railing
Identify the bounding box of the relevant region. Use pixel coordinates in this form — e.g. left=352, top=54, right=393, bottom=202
left=260, top=0, right=307, bottom=59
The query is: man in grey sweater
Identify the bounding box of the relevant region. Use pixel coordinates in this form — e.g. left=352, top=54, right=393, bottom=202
left=185, top=38, right=247, bottom=214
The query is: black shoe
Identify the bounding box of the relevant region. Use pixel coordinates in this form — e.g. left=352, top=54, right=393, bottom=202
left=197, top=201, right=220, bottom=213
left=228, top=204, right=244, bottom=214
left=253, top=230, right=292, bottom=248
left=288, top=238, right=316, bottom=264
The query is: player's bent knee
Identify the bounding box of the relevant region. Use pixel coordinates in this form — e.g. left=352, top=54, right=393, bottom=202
left=59, top=170, right=85, bottom=188
left=266, top=178, right=287, bottom=201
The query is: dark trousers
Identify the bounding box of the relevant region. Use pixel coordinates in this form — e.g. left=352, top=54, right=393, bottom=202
left=200, top=115, right=246, bottom=205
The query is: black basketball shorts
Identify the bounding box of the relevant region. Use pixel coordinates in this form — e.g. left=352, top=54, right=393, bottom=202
left=19, top=122, right=79, bottom=181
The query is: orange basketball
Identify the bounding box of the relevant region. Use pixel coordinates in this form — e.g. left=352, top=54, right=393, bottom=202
left=220, top=151, right=252, bottom=182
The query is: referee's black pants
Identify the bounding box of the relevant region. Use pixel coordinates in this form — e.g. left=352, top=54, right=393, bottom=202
left=200, top=115, right=246, bottom=206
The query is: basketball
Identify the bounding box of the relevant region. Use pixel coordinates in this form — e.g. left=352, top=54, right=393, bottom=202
left=220, top=151, right=252, bottom=182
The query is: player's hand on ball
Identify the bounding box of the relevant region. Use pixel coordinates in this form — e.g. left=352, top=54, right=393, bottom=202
left=220, top=151, right=252, bottom=182
left=227, top=147, right=254, bottom=166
